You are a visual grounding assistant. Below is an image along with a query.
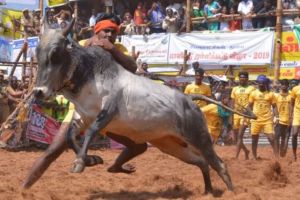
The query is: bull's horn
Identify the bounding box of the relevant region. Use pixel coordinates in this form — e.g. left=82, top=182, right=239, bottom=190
left=188, top=94, right=257, bottom=120
left=62, top=18, right=75, bottom=37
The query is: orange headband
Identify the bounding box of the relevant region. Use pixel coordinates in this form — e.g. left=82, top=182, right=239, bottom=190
left=94, top=20, right=120, bottom=34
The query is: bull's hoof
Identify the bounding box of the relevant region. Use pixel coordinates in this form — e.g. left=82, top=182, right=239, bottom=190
left=85, top=155, right=103, bottom=167
left=71, top=158, right=86, bottom=173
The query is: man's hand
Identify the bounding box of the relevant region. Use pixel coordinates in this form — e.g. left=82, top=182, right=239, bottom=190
left=92, top=38, right=114, bottom=51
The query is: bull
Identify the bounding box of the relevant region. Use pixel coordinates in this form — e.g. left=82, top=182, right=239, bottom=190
left=32, top=22, right=233, bottom=194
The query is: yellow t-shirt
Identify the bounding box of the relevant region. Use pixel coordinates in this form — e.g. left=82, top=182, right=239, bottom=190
left=231, top=85, right=256, bottom=119
left=275, top=92, right=291, bottom=125
left=249, top=89, right=276, bottom=123
left=291, top=85, right=300, bottom=114
left=201, top=104, right=222, bottom=135
left=62, top=103, right=75, bottom=123
left=184, top=83, right=212, bottom=108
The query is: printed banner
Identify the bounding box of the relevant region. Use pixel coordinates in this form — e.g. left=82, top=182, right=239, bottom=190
left=281, top=31, right=300, bottom=62
left=169, top=32, right=274, bottom=65
left=26, top=104, right=60, bottom=144
left=121, top=33, right=170, bottom=64
left=11, top=36, right=39, bottom=61
left=1, top=9, right=23, bottom=39
left=0, top=36, right=12, bottom=62
left=48, top=0, right=67, bottom=7
left=122, top=32, right=274, bottom=65
left=6, top=0, right=36, bottom=5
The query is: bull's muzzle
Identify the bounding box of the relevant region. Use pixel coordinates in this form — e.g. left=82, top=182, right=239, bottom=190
left=33, top=86, right=49, bottom=99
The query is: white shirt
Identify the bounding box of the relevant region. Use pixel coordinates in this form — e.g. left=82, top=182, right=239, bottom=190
left=89, top=15, right=96, bottom=27
left=238, top=0, right=253, bottom=29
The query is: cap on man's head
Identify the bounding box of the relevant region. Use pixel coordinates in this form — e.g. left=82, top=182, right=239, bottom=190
left=256, top=74, right=269, bottom=83
left=22, top=8, right=29, bottom=13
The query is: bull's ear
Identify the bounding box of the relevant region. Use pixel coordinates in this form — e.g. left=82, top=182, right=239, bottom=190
left=62, top=18, right=75, bottom=37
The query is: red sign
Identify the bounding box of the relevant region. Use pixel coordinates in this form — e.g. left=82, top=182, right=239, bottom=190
left=26, top=104, right=60, bottom=144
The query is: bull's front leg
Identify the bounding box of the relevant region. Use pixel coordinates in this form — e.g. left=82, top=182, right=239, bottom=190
left=72, top=108, right=117, bottom=173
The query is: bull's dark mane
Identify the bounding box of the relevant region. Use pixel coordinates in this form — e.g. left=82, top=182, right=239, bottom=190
left=67, top=44, right=113, bottom=94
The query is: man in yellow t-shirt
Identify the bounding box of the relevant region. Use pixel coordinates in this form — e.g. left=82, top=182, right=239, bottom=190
left=274, top=79, right=292, bottom=158
left=184, top=67, right=212, bottom=108
left=231, top=71, right=255, bottom=159
left=290, top=81, right=300, bottom=161
left=201, top=93, right=231, bottom=143
left=248, top=75, right=278, bottom=160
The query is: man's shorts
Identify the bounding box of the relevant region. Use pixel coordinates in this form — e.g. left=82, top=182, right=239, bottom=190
left=233, top=115, right=250, bottom=130
left=292, top=110, right=300, bottom=126
left=250, top=121, right=274, bottom=135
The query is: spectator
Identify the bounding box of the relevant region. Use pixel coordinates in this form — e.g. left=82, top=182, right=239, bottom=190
left=89, top=9, right=97, bottom=28
left=252, top=0, right=264, bottom=28
left=231, top=71, right=255, bottom=159
left=257, top=0, right=276, bottom=28
left=147, top=2, right=165, bottom=33
left=204, top=0, right=222, bottom=31
left=238, top=0, right=254, bottom=30
left=0, top=71, right=9, bottom=124
left=21, top=9, right=36, bottom=37
left=192, top=0, right=208, bottom=31
left=120, top=12, right=136, bottom=35
left=228, top=6, right=242, bottom=31
left=162, top=8, right=179, bottom=33
left=54, top=10, right=71, bottom=29
left=282, top=1, right=296, bottom=25
left=136, top=61, right=150, bottom=75
left=134, top=2, right=148, bottom=34
left=274, top=79, right=292, bottom=158
left=219, top=6, right=230, bottom=31
left=184, top=67, right=212, bottom=108
left=248, top=75, right=278, bottom=160
left=6, top=76, right=23, bottom=113
left=46, top=8, right=59, bottom=29
left=33, top=9, right=41, bottom=35
left=201, top=93, right=232, bottom=144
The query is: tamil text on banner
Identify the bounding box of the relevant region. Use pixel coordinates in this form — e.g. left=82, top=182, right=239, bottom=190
left=0, top=36, right=12, bottom=62
left=168, top=32, right=275, bottom=65
left=11, top=36, right=38, bottom=61
left=1, top=9, right=23, bottom=39
left=48, top=0, right=67, bottom=7
left=121, top=33, right=170, bottom=64
left=26, top=104, right=60, bottom=144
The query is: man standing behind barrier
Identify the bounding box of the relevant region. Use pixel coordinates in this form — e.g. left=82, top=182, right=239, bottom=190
left=291, top=79, right=300, bottom=161
left=231, top=71, right=255, bottom=159
left=274, top=79, right=292, bottom=158
left=184, top=67, right=212, bottom=108
left=248, top=75, right=278, bottom=160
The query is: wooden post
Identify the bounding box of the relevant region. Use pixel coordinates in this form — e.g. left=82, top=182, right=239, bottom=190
left=39, top=0, right=44, bottom=16
left=9, top=42, right=27, bottom=79
left=274, top=0, right=283, bottom=84
left=22, top=43, right=28, bottom=81
left=73, top=1, right=79, bottom=41
left=186, top=0, right=191, bottom=33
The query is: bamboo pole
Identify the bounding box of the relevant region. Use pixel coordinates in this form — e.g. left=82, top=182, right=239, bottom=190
left=181, top=50, right=189, bottom=75
left=186, top=0, right=191, bottom=33
left=22, top=44, right=28, bottom=80
left=39, top=0, right=44, bottom=16
left=9, top=42, right=28, bottom=79
left=73, top=1, right=79, bottom=41
left=274, top=0, right=283, bottom=84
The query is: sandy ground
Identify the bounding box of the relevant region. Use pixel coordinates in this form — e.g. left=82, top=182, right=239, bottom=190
left=0, top=145, right=299, bottom=200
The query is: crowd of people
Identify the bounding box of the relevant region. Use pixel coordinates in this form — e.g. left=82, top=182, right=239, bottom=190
left=12, top=0, right=300, bottom=39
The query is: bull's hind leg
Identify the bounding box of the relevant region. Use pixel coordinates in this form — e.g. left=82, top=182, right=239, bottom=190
left=150, top=136, right=213, bottom=194
left=203, top=148, right=233, bottom=191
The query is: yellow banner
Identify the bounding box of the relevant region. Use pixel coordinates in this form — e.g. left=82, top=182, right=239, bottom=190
left=48, top=0, right=67, bottom=7
left=1, top=9, right=23, bottom=39
left=281, top=32, right=300, bottom=61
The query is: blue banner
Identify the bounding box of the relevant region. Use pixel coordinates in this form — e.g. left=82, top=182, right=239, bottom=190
left=0, top=36, right=11, bottom=62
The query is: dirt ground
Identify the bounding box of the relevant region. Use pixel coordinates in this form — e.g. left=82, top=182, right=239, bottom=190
left=0, top=145, right=299, bottom=200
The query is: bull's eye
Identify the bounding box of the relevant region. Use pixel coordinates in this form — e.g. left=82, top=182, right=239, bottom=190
left=49, top=48, right=61, bottom=65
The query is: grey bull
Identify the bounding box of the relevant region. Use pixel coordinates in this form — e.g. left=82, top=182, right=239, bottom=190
left=33, top=26, right=233, bottom=193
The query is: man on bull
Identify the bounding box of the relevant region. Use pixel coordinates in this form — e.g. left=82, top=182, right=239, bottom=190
left=22, top=15, right=146, bottom=189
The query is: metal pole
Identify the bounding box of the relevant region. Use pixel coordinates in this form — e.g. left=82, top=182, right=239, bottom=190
left=274, top=0, right=283, bottom=83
